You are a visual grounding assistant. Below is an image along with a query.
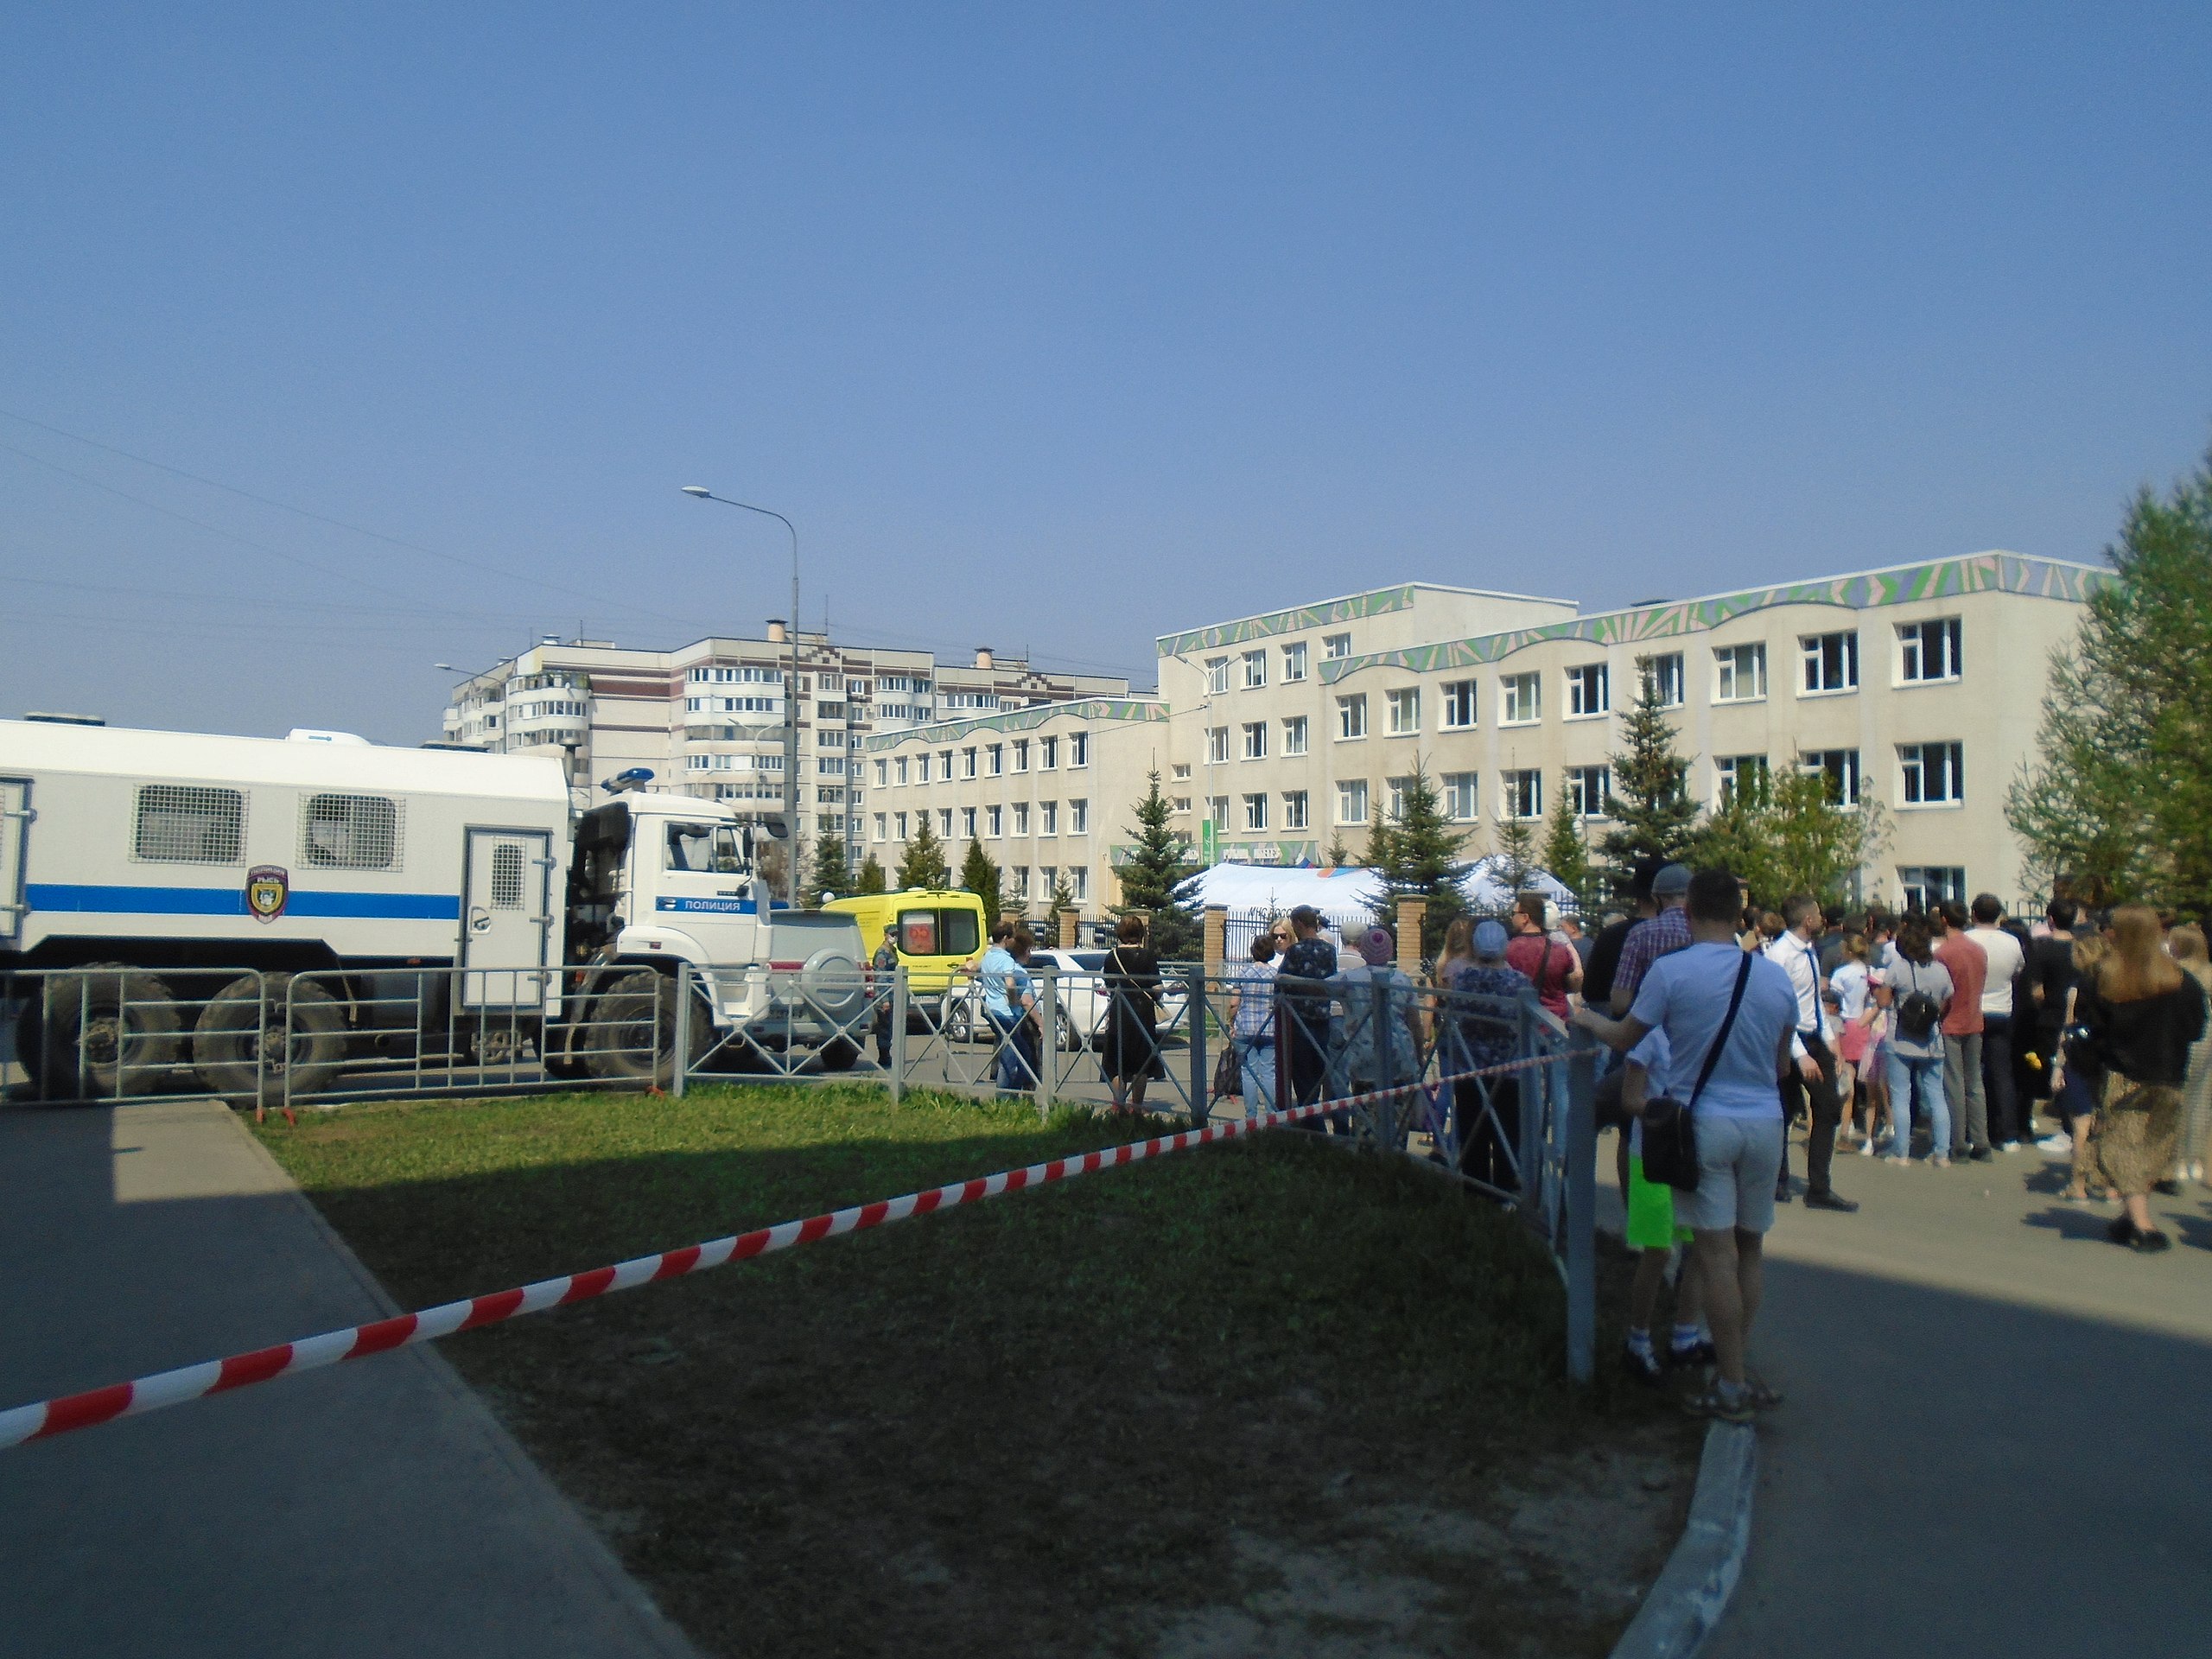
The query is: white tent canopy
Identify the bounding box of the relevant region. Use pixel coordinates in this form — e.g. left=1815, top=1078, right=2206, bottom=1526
left=1185, top=859, right=1573, bottom=920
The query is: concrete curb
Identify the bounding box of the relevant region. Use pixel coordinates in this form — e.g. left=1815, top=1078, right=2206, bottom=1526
left=1610, top=1422, right=1757, bottom=1659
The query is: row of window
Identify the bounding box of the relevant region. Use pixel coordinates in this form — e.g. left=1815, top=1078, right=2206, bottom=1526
left=1202, top=631, right=1358, bottom=694
left=130, top=785, right=404, bottom=870
left=874, top=798, right=1093, bottom=843
left=876, top=730, right=1092, bottom=787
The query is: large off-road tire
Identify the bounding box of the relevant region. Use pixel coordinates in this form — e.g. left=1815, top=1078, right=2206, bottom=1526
left=35, top=964, right=182, bottom=1101
left=582, top=969, right=706, bottom=1088
left=193, top=974, right=346, bottom=1109
left=817, top=1038, right=860, bottom=1071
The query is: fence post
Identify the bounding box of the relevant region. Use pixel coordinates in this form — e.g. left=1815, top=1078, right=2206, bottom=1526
left=1565, top=1031, right=1597, bottom=1385
left=889, top=965, right=908, bottom=1106
left=1186, top=966, right=1208, bottom=1128
left=1037, top=966, right=1058, bottom=1116
left=1518, top=993, right=1544, bottom=1218
left=672, top=963, right=690, bottom=1099
left=1058, top=906, right=1079, bottom=950
left=1370, top=972, right=1395, bottom=1151
left=1203, top=906, right=1226, bottom=972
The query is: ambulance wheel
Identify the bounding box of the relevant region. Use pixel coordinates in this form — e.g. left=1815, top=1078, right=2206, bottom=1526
left=584, top=970, right=702, bottom=1088
left=39, top=963, right=182, bottom=1101
left=193, top=974, right=346, bottom=1109
left=817, top=1038, right=860, bottom=1071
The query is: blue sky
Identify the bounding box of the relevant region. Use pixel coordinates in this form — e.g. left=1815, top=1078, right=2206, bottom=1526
left=3, top=3, right=2208, bottom=741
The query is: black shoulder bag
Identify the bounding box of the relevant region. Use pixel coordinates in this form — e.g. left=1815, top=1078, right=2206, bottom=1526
left=1638, top=952, right=1755, bottom=1193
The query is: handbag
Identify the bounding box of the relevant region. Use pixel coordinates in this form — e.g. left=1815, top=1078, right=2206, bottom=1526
left=1211, top=1041, right=1243, bottom=1101
left=1638, top=952, right=1755, bottom=1193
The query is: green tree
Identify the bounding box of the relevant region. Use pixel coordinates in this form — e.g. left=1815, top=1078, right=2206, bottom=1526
left=958, top=837, right=1004, bottom=931
left=1689, top=764, right=1780, bottom=904
left=895, top=818, right=950, bottom=891
left=1047, top=870, right=1076, bottom=916
left=1323, top=828, right=1352, bottom=868
left=1689, top=766, right=1890, bottom=908
left=854, top=854, right=888, bottom=895
left=1491, top=811, right=1539, bottom=900
left=803, top=835, right=849, bottom=908
left=1599, top=673, right=1700, bottom=896
left=1541, top=792, right=1598, bottom=917
left=1367, top=761, right=1469, bottom=957
left=2009, top=447, right=2212, bottom=917
left=1114, top=770, right=1203, bottom=959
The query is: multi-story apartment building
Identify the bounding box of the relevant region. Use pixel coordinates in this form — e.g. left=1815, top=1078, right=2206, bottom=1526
left=863, top=554, right=2105, bottom=918
left=438, top=626, right=1128, bottom=849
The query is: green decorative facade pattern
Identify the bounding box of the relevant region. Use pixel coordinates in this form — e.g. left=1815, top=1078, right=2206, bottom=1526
left=1319, top=553, right=2107, bottom=682
left=1154, top=584, right=1421, bottom=658
left=862, top=696, right=1166, bottom=753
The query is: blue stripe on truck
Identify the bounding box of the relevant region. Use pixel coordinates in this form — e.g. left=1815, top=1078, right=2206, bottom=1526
left=25, top=884, right=461, bottom=920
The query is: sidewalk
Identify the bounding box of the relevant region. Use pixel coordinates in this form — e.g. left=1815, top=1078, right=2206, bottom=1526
left=0, top=1097, right=698, bottom=1659
left=1704, top=1143, right=2212, bottom=1656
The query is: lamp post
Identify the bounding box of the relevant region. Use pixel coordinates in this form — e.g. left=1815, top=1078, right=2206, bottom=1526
left=682, top=486, right=803, bottom=906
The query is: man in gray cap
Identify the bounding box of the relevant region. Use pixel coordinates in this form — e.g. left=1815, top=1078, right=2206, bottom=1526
left=1611, top=862, right=1694, bottom=1015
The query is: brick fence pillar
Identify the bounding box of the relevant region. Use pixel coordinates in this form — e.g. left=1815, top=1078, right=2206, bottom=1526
left=1397, top=898, right=1427, bottom=976
left=1204, top=905, right=1227, bottom=969
left=1058, top=906, right=1079, bottom=949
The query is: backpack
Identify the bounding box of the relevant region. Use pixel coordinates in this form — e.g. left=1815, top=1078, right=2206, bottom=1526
left=1893, top=962, right=1942, bottom=1040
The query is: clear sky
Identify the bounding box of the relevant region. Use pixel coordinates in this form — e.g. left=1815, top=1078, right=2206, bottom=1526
left=3, top=3, right=2208, bottom=742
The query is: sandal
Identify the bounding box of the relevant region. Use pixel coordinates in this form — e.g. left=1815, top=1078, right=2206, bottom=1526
left=1680, top=1382, right=1753, bottom=1425
left=1743, top=1374, right=1785, bottom=1410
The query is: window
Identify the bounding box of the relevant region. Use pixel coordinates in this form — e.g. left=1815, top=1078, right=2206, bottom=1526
left=1070, top=732, right=1089, bottom=767
left=1069, top=799, right=1088, bottom=833
left=1281, top=641, right=1308, bottom=682
left=1567, top=664, right=1610, bottom=717
left=873, top=760, right=888, bottom=788
left=133, top=785, right=245, bottom=864
left=1441, top=680, right=1477, bottom=728
left=987, top=804, right=1003, bottom=836
left=987, top=744, right=1004, bottom=776
left=1337, top=694, right=1368, bottom=740
left=1282, top=715, right=1309, bottom=755
left=1041, top=800, right=1058, bottom=835
left=1242, top=721, right=1268, bottom=760
left=893, top=757, right=909, bottom=785
left=1206, top=657, right=1230, bottom=695
left=1173, top=797, right=1192, bottom=815
left=1639, top=652, right=1685, bottom=709
left=962, top=806, right=976, bottom=839
left=1567, top=766, right=1611, bottom=818
left=1385, top=775, right=1415, bottom=822
left=302, top=793, right=401, bottom=869
left=1172, top=763, right=1192, bottom=781
left=1501, top=769, right=1541, bottom=820
left=1244, top=792, right=1268, bottom=830
left=1716, top=753, right=1769, bottom=804
left=1899, top=741, right=1964, bottom=805
left=1039, top=736, right=1057, bottom=769
left=1899, top=866, right=1967, bottom=911
left=1323, top=632, right=1351, bottom=659
left=1714, top=643, right=1767, bottom=702
left=1441, top=772, right=1478, bottom=822
left=489, top=844, right=525, bottom=909
left=817, top=757, right=846, bottom=776
left=1802, top=631, right=1859, bottom=694
left=1336, top=779, right=1369, bottom=824
left=1210, top=797, right=1230, bottom=830
left=1013, top=803, right=1030, bottom=835
left=1208, top=726, right=1230, bottom=764
left=1386, top=687, right=1420, bottom=735
left=1070, top=868, right=1088, bottom=900
left=1282, top=790, right=1309, bottom=830
left=1897, top=617, right=1962, bottom=683
left=873, top=813, right=887, bottom=842
left=1012, top=739, right=1029, bottom=772
left=817, top=729, right=845, bottom=749
left=938, top=808, right=953, bottom=837
left=962, top=747, right=978, bottom=779
left=1501, top=672, right=1541, bottom=725
left=939, top=749, right=954, bottom=777
left=915, top=753, right=931, bottom=783
left=1242, top=649, right=1268, bottom=689
left=1011, top=866, right=1030, bottom=899
left=894, top=811, right=909, bottom=839
left=1039, top=866, right=1056, bottom=899
left=1802, top=748, right=1862, bottom=805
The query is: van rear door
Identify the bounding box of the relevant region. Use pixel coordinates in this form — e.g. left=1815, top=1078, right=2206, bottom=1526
left=460, top=827, right=554, bottom=1008
left=0, top=777, right=28, bottom=948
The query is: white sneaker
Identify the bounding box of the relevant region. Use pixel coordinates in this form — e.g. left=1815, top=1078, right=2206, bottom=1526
left=1859, top=1137, right=1877, bottom=1157
left=2037, top=1133, right=2072, bottom=1154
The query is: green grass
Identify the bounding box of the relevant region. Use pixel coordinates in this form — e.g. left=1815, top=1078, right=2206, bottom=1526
left=257, top=1084, right=1688, bottom=1659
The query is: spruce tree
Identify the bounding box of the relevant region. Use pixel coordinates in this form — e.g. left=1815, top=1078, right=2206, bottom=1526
left=1540, top=792, right=1597, bottom=917
left=895, top=818, right=950, bottom=891
left=1047, top=870, right=1076, bottom=915
left=1491, top=812, right=1539, bottom=900
left=804, top=835, right=849, bottom=907
left=1322, top=829, right=1351, bottom=868
left=958, top=837, right=1004, bottom=931
left=855, top=855, right=888, bottom=895
left=1599, top=673, right=1700, bottom=895
left=1114, top=770, right=1203, bottom=959
left=1368, top=761, right=1469, bottom=957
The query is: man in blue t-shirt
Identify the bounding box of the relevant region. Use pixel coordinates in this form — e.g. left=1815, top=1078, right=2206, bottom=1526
left=1576, top=868, right=1797, bottom=1425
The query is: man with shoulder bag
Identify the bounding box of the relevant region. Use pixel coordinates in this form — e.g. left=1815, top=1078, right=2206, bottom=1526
left=1577, top=868, right=1802, bottom=1425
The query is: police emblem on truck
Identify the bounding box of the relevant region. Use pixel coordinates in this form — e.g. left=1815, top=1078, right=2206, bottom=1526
left=245, top=865, right=290, bottom=922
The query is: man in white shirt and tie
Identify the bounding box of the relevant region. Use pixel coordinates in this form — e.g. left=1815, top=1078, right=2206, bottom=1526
left=1767, top=893, right=1860, bottom=1212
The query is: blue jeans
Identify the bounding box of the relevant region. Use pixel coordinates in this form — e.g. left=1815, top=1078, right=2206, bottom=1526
left=1236, top=1035, right=1276, bottom=1118
left=988, top=1009, right=1035, bottom=1094
left=1885, top=1047, right=1948, bottom=1160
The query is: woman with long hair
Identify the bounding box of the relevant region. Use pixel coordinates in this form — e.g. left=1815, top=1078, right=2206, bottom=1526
left=1099, top=913, right=1164, bottom=1114
left=2167, top=923, right=2212, bottom=1185
left=2080, top=906, right=2208, bottom=1250
left=2051, top=934, right=2111, bottom=1203
left=1875, top=916, right=1955, bottom=1165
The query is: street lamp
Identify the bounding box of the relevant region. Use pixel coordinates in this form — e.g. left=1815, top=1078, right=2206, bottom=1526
left=682, top=485, right=803, bottom=906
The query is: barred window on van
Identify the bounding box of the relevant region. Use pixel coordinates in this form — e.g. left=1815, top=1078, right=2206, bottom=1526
left=134, top=785, right=246, bottom=864
left=301, top=793, right=402, bottom=869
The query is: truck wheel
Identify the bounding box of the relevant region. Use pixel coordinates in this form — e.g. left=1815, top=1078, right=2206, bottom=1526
left=38, top=964, right=182, bottom=1101
left=817, top=1038, right=860, bottom=1071
left=584, top=970, right=703, bottom=1088
left=193, top=974, right=346, bottom=1109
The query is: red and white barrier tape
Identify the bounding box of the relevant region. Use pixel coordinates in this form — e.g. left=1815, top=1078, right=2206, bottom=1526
left=1, top=1056, right=1559, bottom=1449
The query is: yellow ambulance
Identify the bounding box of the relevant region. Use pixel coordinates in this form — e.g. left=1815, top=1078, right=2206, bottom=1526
left=823, top=888, right=989, bottom=1024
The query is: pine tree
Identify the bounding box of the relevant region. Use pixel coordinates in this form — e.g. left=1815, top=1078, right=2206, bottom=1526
left=895, top=818, right=950, bottom=891
left=958, top=837, right=1004, bottom=931
left=804, top=835, right=849, bottom=908
left=1491, top=812, right=1539, bottom=900
left=1368, top=761, right=1469, bottom=957
left=1322, top=829, right=1351, bottom=868
left=855, top=855, right=888, bottom=895
left=1599, top=673, right=1700, bottom=895
left=1114, top=770, right=1203, bottom=959
left=2009, top=447, right=2212, bottom=916
left=1047, top=870, right=1076, bottom=915
left=1541, top=792, right=1597, bottom=917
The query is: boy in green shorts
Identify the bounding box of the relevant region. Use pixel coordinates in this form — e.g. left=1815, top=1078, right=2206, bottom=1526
left=1623, top=1027, right=1711, bottom=1382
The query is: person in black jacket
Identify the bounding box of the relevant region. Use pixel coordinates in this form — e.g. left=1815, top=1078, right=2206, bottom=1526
left=2080, top=906, right=2208, bottom=1252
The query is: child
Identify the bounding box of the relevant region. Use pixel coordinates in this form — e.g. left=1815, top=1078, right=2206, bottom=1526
left=1620, top=1026, right=1711, bottom=1382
